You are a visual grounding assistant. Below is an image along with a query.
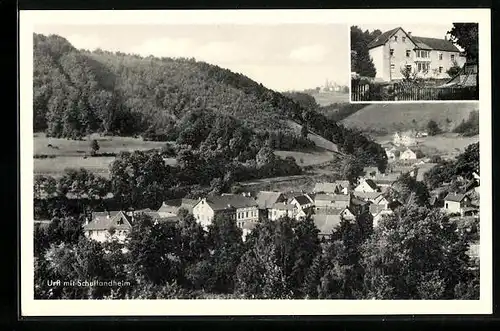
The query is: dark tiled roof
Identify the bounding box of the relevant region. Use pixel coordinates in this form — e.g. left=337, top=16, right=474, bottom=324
left=363, top=179, right=379, bottom=190
left=445, top=193, right=466, bottom=202
left=293, top=195, right=313, bottom=206
left=256, top=191, right=284, bottom=209
left=315, top=194, right=350, bottom=202
left=367, top=27, right=460, bottom=52
left=367, top=27, right=400, bottom=49
left=412, top=36, right=461, bottom=52
left=158, top=198, right=198, bottom=214
left=205, top=194, right=258, bottom=211
left=84, top=211, right=132, bottom=231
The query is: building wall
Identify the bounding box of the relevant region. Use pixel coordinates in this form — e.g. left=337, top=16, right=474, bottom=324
left=315, top=199, right=349, bottom=209
left=400, top=150, right=417, bottom=160
left=369, top=45, right=385, bottom=80
left=444, top=200, right=462, bottom=213
left=85, top=229, right=129, bottom=243
left=236, top=206, right=259, bottom=228
left=425, top=50, right=466, bottom=79
left=193, top=200, right=216, bottom=229
left=268, top=208, right=297, bottom=221
left=386, top=29, right=419, bottom=81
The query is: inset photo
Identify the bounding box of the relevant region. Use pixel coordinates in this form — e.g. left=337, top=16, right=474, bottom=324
left=350, top=23, right=478, bottom=102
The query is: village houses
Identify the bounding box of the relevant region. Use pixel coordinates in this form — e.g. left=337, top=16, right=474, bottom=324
left=313, top=181, right=350, bottom=195
left=192, top=194, right=259, bottom=232
left=314, top=193, right=351, bottom=210
left=367, top=26, right=466, bottom=82
left=83, top=211, right=133, bottom=243
left=354, top=178, right=380, bottom=193
left=268, top=201, right=299, bottom=221
left=443, top=192, right=478, bottom=217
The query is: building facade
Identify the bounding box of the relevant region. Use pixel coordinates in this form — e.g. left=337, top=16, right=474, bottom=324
left=368, top=27, right=466, bottom=82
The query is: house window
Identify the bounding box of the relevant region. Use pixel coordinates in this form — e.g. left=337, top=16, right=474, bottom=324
left=445, top=203, right=449, bottom=208
left=439, top=66, right=443, bottom=73
left=390, top=64, right=395, bottom=71
left=390, top=49, right=394, bottom=56
left=405, top=64, right=412, bottom=72
left=439, top=53, right=443, bottom=60
left=245, top=211, right=248, bottom=218
left=406, top=50, right=411, bottom=58
left=402, top=36, right=406, bottom=42
left=394, top=36, right=398, bottom=42
left=451, top=54, right=455, bottom=61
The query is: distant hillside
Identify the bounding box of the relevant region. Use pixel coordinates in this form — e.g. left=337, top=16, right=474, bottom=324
left=340, top=103, right=479, bottom=135
left=33, top=33, right=388, bottom=170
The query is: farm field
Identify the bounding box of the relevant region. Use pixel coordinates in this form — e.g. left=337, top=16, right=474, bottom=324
left=374, top=133, right=478, bottom=160
left=341, top=102, right=479, bottom=134
left=309, top=91, right=349, bottom=106
left=275, top=150, right=336, bottom=167
left=33, top=133, right=176, bottom=178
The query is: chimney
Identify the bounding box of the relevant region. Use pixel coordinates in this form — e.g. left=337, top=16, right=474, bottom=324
left=408, top=31, right=412, bottom=36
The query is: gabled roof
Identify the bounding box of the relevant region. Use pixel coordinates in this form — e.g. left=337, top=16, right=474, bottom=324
left=256, top=191, right=284, bottom=209
left=202, top=194, right=258, bottom=211
left=84, top=211, right=132, bottom=231
left=354, top=192, right=382, bottom=201
left=367, top=27, right=460, bottom=52
left=312, top=214, right=342, bottom=235
left=271, top=202, right=297, bottom=211
left=292, top=194, right=313, bottom=206
left=367, top=27, right=400, bottom=49
left=362, top=178, right=379, bottom=190
left=412, top=36, right=461, bottom=52
left=158, top=198, right=198, bottom=214
left=314, top=193, right=351, bottom=202
left=444, top=193, right=467, bottom=202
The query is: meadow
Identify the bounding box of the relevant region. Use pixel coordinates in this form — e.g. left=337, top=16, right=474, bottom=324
left=33, top=133, right=176, bottom=178
left=310, top=91, right=350, bottom=106
left=374, top=133, right=479, bottom=160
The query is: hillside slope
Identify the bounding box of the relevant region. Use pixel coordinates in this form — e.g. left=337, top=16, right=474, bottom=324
left=33, top=33, right=387, bottom=170
left=340, top=103, right=479, bottom=134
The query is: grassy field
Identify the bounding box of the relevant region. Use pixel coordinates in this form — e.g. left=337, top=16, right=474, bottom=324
left=286, top=120, right=340, bottom=153
left=309, top=91, right=349, bottom=106
left=341, top=102, right=479, bottom=134
left=33, top=133, right=176, bottom=178
left=275, top=150, right=336, bottom=167
left=374, top=133, right=479, bottom=160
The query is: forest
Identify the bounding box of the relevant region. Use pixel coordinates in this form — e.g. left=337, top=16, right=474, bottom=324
left=33, top=33, right=387, bottom=171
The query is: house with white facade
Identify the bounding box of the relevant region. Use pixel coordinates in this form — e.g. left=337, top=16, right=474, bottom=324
left=443, top=192, right=472, bottom=215
left=83, top=211, right=133, bottom=243
left=367, top=27, right=466, bottom=82
left=268, top=202, right=299, bottom=221
left=289, top=194, right=315, bottom=215
left=314, top=194, right=351, bottom=210
left=354, top=178, right=380, bottom=193
left=313, top=181, right=350, bottom=195
left=400, top=148, right=418, bottom=160
left=192, top=194, right=259, bottom=231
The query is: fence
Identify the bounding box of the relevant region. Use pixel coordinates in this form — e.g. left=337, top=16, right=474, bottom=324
left=351, top=80, right=478, bottom=101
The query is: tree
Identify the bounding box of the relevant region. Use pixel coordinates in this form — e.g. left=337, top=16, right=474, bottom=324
left=427, top=120, right=441, bottom=136
left=126, top=213, right=182, bottom=286
left=90, top=139, right=100, bottom=156
left=361, top=205, right=473, bottom=299
left=340, top=155, right=364, bottom=187
left=300, top=124, right=309, bottom=138
left=446, top=60, right=462, bottom=78
left=197, top=213, right=245, bottom=293
left=350, top=26, right=378, bottom=77
left=448, top=23, right=479, bottom=88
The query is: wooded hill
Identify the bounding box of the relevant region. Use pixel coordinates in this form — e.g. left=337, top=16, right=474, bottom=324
left=33, top=33, right=387, bottom=170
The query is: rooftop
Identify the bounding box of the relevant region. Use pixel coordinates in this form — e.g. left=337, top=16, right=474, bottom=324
left=255, top=191, right=284, bottom=210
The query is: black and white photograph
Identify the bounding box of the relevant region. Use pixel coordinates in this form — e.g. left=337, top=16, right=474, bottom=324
left=350, top=23, right=479, bottom=101
left=20, top=9, right=491, bottom=317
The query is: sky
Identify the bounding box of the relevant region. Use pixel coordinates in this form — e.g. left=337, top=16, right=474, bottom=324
left=34, top=24, right=349, bottom=92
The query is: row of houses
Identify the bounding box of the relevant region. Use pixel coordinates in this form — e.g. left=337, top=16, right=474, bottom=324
left=79, top=167, right=480, bottom=243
